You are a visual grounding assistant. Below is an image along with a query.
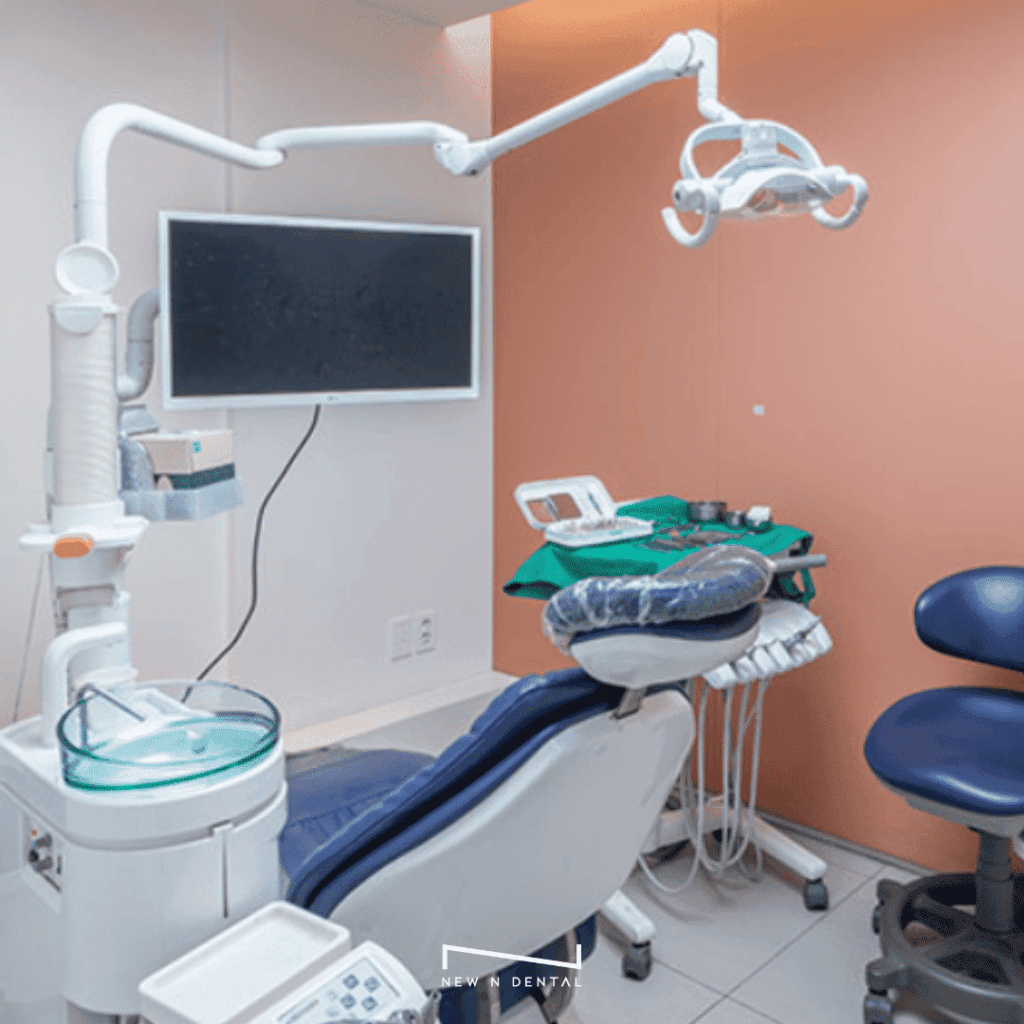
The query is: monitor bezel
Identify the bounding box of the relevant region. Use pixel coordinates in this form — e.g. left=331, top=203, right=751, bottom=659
left=158, top=210, right=482, bottom=411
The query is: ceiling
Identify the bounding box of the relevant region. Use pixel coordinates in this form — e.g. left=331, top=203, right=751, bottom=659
left=361, top=0, right=528, bottom=29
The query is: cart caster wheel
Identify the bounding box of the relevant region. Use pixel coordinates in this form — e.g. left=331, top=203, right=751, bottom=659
left=803, top=879, right=829, bottom=911
left=622, top=941, right=652, bottom=981
left=871, top=904, right=882, bottom=934
left=863, top=991, right=893, bottom=1024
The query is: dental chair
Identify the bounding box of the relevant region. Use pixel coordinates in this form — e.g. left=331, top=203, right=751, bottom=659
left=279, top=549, right=769, bottom=1024
left=863, top=566, right=1024, bottom=1024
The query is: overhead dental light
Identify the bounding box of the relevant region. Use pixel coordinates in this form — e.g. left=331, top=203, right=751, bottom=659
left=256, top=30, right=867, bottom=249
left=664, top=117, right=869, bottom=247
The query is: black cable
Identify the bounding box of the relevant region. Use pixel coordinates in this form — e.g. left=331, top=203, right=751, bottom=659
left=196, top=405, right=322, bottom=682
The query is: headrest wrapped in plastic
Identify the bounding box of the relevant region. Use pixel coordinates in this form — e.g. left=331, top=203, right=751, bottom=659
left=542, top=545, right=774, bottom=655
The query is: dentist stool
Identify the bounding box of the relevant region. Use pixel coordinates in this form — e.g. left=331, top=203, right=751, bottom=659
left=863, top=566, right=1024, bottom=1024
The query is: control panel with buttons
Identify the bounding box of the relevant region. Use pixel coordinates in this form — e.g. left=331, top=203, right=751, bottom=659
left=139, top=902, right=434, bottom=1024
left=278, top=958, right=401, bottom=1024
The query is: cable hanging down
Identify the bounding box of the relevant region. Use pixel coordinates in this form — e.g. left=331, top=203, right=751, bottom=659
left=196, top=405, right=322, bottom=682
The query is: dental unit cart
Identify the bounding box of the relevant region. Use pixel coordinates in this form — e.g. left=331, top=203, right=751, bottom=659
left=138, top=901, right=436, bottom=1024
left=509, top=479, right=833, bottom=914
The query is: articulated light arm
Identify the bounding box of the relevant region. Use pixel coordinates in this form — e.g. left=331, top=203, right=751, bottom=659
left=250, top=28, right=865, bottom=251
left=254, top=31, right=729, bottom=177
left=431, top=31, right=729, bottom=176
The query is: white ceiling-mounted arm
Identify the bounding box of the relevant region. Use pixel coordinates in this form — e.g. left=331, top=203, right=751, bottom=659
left=76, top=103, right=285, bottom=250
left=256, top=121, right=469, bottom=153
left=434, top=31, right=720, bottom=177
left=688, top=29, right=739, bottom=125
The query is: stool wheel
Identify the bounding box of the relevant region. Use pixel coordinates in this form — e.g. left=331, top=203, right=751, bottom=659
left=863, top=991, right=894, bottom=1024
left=804, top=879, right=829, bottom=911
left=623, top=941, right=652, bottom=981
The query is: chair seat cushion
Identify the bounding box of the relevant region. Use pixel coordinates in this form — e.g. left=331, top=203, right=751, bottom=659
left=865, top=687, right=1024, bottom=817
left=283, top=667, right=625, bottom=916
left=281, top=747, right=435, bottom=879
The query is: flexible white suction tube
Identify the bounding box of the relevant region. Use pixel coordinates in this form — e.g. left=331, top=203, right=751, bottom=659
left=76, top=103, right=284, bottom=249
left=116, top=286, right=158, bottom=403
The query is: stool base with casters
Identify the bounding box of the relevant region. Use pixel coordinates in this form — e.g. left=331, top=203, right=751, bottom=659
left=865, top=842, right=1024, bottom=1024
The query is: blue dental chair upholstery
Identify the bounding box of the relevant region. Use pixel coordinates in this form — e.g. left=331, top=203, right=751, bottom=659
left=863, top=566, right=1024, bottom=1024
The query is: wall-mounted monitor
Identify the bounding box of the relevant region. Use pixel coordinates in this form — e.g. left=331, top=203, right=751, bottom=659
left=159, top=211, right=481, bottom=410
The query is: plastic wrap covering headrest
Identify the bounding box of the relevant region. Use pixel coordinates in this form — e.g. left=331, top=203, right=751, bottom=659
left=542, top=545, right=773, bottom=655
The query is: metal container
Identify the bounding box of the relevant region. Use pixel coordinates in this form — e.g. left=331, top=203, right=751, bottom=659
left=688, top=500, right=727, bottom=523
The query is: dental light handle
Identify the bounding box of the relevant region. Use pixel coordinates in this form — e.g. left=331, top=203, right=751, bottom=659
left=812, top=172, right=869, bottom=231
left=40, top=621, right=127, bottom=747
left=659, top=199, right=724, bottom=249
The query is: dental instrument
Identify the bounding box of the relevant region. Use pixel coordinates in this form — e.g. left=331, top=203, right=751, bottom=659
left=0, top=24, right=866, bottom=1023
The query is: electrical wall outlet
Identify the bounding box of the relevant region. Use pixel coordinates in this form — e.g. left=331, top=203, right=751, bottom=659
left=389, top=616, right=413, bottom=661
left=413, top=611, right=436, bottom=653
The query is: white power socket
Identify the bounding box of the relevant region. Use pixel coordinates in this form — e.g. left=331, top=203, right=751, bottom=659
left=389, top=616, right=413, bottom=661
left=413, top=611, right=436, bottom=653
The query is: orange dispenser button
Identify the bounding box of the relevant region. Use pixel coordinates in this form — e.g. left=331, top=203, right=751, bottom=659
left=53, top=535, right=94, bottom=559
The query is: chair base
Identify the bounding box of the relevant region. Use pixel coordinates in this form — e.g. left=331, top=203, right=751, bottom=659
left=866, top=872, right=1024, bottom=1024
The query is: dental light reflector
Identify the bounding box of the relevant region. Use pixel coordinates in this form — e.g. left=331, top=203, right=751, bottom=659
left=663, top=120, right=868, bottom=248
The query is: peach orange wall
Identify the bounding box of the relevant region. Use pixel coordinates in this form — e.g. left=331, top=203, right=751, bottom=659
left=491, top=0, right=1024, bottom=873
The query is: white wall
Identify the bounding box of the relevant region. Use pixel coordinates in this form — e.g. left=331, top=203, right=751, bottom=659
left=0, top=0, right=494, bottom=735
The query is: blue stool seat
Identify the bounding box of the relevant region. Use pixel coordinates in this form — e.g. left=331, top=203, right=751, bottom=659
left=865, top=686, right=1024, bottom=817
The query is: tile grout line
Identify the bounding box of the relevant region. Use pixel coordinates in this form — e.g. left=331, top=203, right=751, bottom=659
left=618, top=827, right=913, bottom=1022
left=720, top=869, right=882, bottom=1000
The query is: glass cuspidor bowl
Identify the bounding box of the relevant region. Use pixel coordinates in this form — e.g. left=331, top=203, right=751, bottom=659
left=57, top=680, right=280, bottom=791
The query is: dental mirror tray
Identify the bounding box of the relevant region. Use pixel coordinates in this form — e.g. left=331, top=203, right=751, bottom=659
left=515, top=476, right=654, bottom=548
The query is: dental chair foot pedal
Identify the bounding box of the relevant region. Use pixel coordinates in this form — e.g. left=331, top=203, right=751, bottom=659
left=622, top=941, right=653, bottom=981
left=803, top=879, right=829, bottom=911
left=863, top=990, right=894, bottom=1024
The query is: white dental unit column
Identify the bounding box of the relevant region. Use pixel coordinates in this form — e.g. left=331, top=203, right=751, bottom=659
left=0, top=107, right=288, bottom=1024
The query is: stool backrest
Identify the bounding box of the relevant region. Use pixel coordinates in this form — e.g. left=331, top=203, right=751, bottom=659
left=915, top=566, right=1024, bottom=672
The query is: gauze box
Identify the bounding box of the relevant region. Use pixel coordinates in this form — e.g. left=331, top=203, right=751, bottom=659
left=138, top=429, right=234, bottom=474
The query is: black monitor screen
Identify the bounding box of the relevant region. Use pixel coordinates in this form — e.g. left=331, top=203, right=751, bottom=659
left=161, top=214, right=479, bottom=408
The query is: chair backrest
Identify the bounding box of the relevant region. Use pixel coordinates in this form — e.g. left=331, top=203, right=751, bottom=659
left=311, top=682, right=693, bottom=988
left=915, top=566, right=1024, bottom=672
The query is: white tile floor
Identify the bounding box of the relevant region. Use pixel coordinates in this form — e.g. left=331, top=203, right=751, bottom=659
left=503, top=828, right=961, bottom=1024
